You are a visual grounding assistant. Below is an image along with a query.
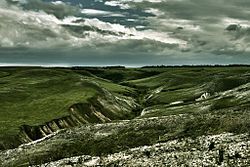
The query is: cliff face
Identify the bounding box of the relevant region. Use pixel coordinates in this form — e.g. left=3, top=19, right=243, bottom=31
left=18, top=92, right=139, bottom=144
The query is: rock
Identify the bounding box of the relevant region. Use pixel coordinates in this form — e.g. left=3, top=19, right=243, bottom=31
left=37, top=133, right=250, bottom=167
left=196, top=92, right=210, bottom=101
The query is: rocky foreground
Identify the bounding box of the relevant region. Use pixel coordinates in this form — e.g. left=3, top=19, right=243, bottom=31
left=38, top=133, right=250, bottom=167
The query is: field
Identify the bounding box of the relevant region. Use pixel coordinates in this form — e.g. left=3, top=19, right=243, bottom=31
left=0, top=66, right=250, bottom=166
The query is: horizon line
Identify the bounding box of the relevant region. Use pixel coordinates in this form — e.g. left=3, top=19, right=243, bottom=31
left=0, top=64, right=250, bottom=68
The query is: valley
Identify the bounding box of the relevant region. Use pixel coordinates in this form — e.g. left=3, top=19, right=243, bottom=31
left=0, top=66, right=250, bottom=166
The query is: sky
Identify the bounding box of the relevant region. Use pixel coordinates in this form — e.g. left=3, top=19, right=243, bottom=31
left=0, top=0, right=250, bottom=66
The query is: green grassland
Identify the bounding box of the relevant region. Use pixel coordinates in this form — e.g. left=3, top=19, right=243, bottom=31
left=0, top=66, right=250, bottom=166
left=125, top=67, right=250, bottom=105
left=0, top=67, right=135, bottom=149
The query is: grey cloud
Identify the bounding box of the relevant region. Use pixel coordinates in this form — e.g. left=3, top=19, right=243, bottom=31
left=130, top=0, right=250, bottom=57
left=134, top=0, right=250, bottom=21
left=8, top=0, right=79, bottom=19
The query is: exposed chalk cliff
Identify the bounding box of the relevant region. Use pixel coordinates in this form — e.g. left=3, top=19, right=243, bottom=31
left=17, top=90, right=139, bottom=145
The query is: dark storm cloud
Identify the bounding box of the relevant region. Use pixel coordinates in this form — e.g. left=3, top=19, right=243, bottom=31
left=1, top=39, right=248, bottom=66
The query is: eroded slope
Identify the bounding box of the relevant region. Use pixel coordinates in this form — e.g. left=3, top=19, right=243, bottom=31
left=0, top=68, right=138, bottom=149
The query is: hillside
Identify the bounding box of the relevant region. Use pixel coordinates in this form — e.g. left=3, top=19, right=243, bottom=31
left=0, top=66, right=250, bottom=166
left=0, top=67, right=138, bottom=149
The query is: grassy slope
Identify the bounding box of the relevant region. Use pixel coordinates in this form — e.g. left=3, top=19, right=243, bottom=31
left=126, top=67, right=250, bottom=88
left=126, top=67, right=250, bottom=105
left=0, top=68, right=133, bottom=148
left=130, top=67, right=250, bottom=141
left=81, top=67, right=161, bottom=83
